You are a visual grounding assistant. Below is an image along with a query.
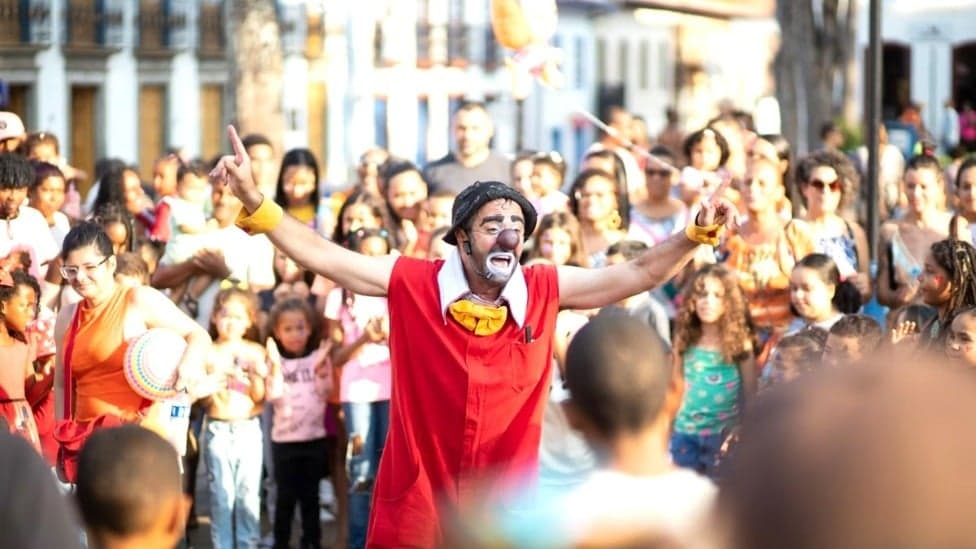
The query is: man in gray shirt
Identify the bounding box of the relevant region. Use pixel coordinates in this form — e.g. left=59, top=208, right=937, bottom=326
left=424, top=101, right=511, bottom=194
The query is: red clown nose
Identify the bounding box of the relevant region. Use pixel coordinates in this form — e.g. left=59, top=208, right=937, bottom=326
left=496, top=229, right=520, bottom=251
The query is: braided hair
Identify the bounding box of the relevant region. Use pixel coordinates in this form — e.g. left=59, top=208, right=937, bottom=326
left=928, top=238, right=976, bottom=344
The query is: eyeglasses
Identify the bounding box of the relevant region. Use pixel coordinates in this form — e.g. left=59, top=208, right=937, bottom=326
left=60, top=256, right=110, bottom=280
left=808, top=178, right=842, bottom=193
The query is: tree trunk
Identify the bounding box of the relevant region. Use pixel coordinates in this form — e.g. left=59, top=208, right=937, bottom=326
left=226, top=0, right=285, bottom=154
left=774, top=0, right=855, bottom=155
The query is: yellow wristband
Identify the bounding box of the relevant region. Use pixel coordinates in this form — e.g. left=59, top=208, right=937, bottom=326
left=685, top=221, right=723, bottom=246
left=236, top=197, right=283, bottom=235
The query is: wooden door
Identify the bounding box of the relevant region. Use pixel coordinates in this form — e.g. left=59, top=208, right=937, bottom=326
left=70, top=86, right=97, bottom=197
left=200, top=84, right=223, bottom=161
left=138, top=85, right=166, bottom=181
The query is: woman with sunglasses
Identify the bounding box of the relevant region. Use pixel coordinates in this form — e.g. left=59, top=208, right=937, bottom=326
left=628, top=145, right=689, bottom=246
left=52, top=221, right=211, bottom=483
left=795, top=150, right=872, bottom=301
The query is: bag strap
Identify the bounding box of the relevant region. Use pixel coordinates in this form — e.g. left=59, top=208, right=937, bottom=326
left=62, top=304, right=82, bottom=420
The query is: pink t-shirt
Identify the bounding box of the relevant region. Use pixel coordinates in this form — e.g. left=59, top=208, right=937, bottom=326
left=324, top=288, right=392, bottom=403
left=267, top=348, right=330, bottom=443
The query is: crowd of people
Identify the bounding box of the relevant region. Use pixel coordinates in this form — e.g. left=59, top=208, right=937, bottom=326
left=1, top=95, right=976, bottom=549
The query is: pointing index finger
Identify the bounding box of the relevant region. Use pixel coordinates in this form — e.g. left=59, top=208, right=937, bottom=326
left=227, top=125, right=246, bottom=165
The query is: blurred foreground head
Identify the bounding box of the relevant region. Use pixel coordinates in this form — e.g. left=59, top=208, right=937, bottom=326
left=716, top=351, right=976, bottom=548
left=76, top=425, right=190, bottom=549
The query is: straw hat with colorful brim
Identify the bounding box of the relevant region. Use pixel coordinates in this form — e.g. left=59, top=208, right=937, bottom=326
left=443, top=180, right=537, bottom=245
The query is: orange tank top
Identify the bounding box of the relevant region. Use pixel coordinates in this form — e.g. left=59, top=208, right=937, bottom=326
left=69, top=285, right=146, bottom=421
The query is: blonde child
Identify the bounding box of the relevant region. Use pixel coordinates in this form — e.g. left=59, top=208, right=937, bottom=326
left=202, top=288, right=268, bottom=549
left=266, top=297, right=332, bottom=549
left=671, top=264, right=755, bottom=478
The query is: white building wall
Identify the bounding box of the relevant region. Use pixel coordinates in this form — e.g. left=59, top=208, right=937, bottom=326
left=102, top=0, right=139, bottom=163
left=33, top=0, right=68, bottom=142
left=169, top=51, right=201, bottom=155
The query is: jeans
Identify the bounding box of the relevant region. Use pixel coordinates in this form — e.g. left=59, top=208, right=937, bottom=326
left=272, top=438, right=328, bottom=549
left=670, top=431, right=725, bottom=479
left=344, top=400, right=390, bottom=549
left=205, top=417, right=263, bottom=549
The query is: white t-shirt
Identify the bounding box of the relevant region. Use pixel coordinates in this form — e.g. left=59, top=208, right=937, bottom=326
left=497, top=468, right=717, bottom=547
left=50, top=211, right=71, bottom=249
left=160, top=225, right=275, bottom=326
left=0, top=205, right=59, bottom=278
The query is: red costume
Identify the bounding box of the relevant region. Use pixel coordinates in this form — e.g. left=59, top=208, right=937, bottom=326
left=368, top=256, right=559, bottom=547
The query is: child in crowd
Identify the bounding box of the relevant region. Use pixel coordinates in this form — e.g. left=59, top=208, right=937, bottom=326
left=887, top=303, right=937, bottom=348
left=531, top=151, right=570, bottom=216
left=419, top=190, right=456, bottom=233
left=426, top=226, right=454, bottom=260
left=916, top=238, right=976, bottom=347
left=275, top=149, right=321, bottom=228
left=324, top=228, right=393, bottom=549
left=946, top=307, right=976, bottom=368
left=259, top=248, right=313, bottom=314
left=76, top=425, right=191, bottom=549
left=788, top=253, right=862, bottom=333
left=678, top=127, right=730, bottom=209
left=822, top=314, right=883, bottom=369
left=16, top=270, right=59, bottom=465
left=511, top=151, right=535, bottom=200
left=761, top=328, right=826, bottom=390
left=526, top=211, right=589, bottom=267
left=0, top=269, right=41, bottom=452
left=382, top=160, right=429, bottom=257
left=600, top=240, right=671, bottom=343
left=113, top=252, right=150, bottom=288
left=266, top=297, right=332, bottom=549
left=163, top=163, right=218, bottom=316
left=671, top=264, right=755, bottom=477
left=202, top=288, right=268, bottom=549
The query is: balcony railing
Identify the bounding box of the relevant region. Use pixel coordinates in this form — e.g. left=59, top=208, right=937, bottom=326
left=197, top=3, right=225, bottom=58
left=0, top=0, right=52, bottom=51
left=137, top=0, right=188, bottom=56
left=64, top=0, right=124, bottom=52
left=413, top=23, right=501, bottom=70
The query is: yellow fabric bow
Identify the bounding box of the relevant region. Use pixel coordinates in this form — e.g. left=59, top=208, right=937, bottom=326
left=448, top=299, right=508, bottom=336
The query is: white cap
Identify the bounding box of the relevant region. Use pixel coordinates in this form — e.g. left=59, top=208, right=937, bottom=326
left=0, top=112, right=26, bottom=141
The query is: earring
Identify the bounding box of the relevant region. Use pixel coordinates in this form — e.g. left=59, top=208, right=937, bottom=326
left=608, top=210, right=622, bottom=231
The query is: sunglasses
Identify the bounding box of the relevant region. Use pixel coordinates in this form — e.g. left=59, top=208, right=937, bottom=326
left=807, top=178, right=842, bottom=193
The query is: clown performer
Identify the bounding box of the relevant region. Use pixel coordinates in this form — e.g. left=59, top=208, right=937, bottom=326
left=210, top=125, right=736, bottom=547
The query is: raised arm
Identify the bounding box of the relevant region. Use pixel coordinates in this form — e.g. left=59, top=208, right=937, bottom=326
left=558, top=179, right=738, bottom=310
left=210, top=126, right=395, bottom=297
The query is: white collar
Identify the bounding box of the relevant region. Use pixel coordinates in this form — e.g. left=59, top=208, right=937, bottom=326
left=437, top=248, right=527, bottom=327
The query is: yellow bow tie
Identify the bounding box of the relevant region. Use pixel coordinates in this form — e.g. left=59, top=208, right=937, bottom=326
left=448, top=299, right=508, bottom=336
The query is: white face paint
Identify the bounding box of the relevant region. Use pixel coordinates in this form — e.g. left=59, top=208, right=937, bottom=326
left=483, top=251, right=518, bottom=281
